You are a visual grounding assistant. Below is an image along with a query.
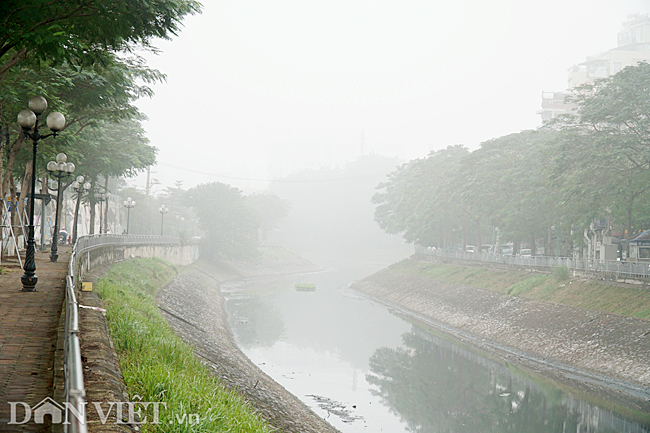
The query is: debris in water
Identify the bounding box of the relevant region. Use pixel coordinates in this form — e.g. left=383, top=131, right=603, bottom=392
left=307, top=394, right=364, bottom=423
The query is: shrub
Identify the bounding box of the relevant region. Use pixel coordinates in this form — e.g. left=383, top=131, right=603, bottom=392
left=553, top=265, right=570, bottom=281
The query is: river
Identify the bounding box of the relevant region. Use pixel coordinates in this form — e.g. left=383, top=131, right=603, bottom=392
left=223, top=263, right=649, bottom=433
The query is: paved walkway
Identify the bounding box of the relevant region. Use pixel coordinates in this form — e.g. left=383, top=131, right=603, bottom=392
left=0, top=247, right=71, bottom=432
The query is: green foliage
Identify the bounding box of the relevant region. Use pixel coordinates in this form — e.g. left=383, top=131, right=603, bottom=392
left=373, top=145, right=469, bottom=246
left=0, top=0, right=201, bottom=80
left=506, top=275, right=550, bottom=296
left=548, top=61, right=650, bottom=240
left=0, top=0, right=195, bottom=212
left=183, top=182, right=261, bottom=261
left=373, top=62, right=650, bottom=253
left=552, top=265, right=570, bottom=281
left=96, top=259, right=271, bottom=433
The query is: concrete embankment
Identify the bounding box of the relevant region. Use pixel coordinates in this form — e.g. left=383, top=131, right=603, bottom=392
left=78, top=247, right=336, bottom=433
left=352, top=259, right=650, bottom=413
left=157, top=258, right=339, bottom=433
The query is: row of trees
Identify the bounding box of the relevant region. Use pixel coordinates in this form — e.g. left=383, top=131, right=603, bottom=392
left=0, top=0, right=200, bottom=239
left=373, top=62, right=650, bottom=256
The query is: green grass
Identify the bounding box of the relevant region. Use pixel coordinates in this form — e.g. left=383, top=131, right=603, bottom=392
left=392, top=259, right=650, bottom=320
left=96, top=258, right=272, bottom=433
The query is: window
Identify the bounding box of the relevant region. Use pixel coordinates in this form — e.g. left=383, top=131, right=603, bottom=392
left=638, top=246, right=650, bottom=259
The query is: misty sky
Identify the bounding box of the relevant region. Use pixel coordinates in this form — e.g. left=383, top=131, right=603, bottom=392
left=133, top=0, right=650, bottom=193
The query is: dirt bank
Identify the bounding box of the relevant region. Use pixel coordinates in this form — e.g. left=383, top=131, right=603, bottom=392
left=352, top=259, right=650, bottom=413
left=157, top=259, right=339, bottom=433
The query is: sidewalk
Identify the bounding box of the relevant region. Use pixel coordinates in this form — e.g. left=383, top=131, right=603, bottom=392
left=0, top=247, right=71, bottom=432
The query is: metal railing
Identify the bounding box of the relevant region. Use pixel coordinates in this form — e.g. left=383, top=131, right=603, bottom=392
left=63, top=275, right=85, bottom=433
left=415, top=246, right=650, bottom=279
left=63, top=234, right=181, bottom=432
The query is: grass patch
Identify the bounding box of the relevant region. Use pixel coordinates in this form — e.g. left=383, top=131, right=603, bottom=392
left=394, top=259, right=650, bottom=320
left=506, top=274, right=551, bottom=296
left=96, top=258, right=272, bottom=433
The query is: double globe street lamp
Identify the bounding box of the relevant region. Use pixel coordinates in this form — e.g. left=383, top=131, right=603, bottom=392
left=94, top=189, right=108, bottom=234
left=123, top=197, right=136, bottom=234
left=17, top=96, right=66, bottom=291
left=159, top=204, right=169, bottom=236
left=71, top=176, right=91, bottom=244
left=46, top=153, right=75, bottom=262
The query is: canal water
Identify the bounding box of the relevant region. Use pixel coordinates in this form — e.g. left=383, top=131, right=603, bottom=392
left=223, top=264, right=649, bottom=433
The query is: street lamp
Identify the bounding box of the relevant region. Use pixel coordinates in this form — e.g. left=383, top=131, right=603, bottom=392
left=71, top=176, right=91, bottom=243
left=17, top=96, right=66, bottom=291
left=46, top=153, right=75, bottom=262
left=94, top=189, right=108, bottom=234
left=123, top=197, right=136, bottom=234
left=159, top=204, right=168, bottom=236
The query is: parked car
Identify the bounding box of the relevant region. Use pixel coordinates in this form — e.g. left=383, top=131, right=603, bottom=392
left=519, top=248, right=532, bottom=257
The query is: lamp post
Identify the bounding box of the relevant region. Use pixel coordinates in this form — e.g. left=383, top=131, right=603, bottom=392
left=46, top=153, right=75, bottom=262
left=17, top=96, right=66, bottom=291
left=71, top=176, right=91, bottom=243
left=123, top=197, right=136, bottom=234
left=94, top=189, right=108, bottom=234
left=159, top=204, right=168, bottom=236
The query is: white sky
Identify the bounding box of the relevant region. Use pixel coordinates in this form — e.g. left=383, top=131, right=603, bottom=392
left=133, top=0, right=650, bottom=192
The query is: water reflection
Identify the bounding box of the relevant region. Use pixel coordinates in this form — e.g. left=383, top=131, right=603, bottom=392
left=368, top=329, right=648, bottom=433
left=224, top=271, right=649, bottom=433
left=229, top=294, right=284, bottom=348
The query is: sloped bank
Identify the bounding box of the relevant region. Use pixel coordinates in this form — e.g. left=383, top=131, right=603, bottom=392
left=157, top=253, right=339, bottom=433
left=352, top=259, right=650, bottom=417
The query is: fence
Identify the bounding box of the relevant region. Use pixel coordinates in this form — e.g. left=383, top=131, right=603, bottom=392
left=414, top=246, right=650, bottom=279
left=63, top=234, right=184, bottom=433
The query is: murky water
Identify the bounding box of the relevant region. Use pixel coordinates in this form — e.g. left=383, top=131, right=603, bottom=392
left=223, top=265, right=649, bottom=432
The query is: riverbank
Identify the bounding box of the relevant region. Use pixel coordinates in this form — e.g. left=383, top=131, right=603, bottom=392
left=157, top=255, right=339, bottom=433
left=352, top=258, right=650, bottom=421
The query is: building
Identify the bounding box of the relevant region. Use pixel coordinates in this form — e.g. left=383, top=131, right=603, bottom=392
left=537, top=91, right=576, bottom=122
left=567, top=13, right=650, bottom=88
left=539, top=13, right=650, bottom=122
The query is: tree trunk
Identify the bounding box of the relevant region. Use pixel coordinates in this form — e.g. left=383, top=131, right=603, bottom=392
left=475, top=218, right=482, bottom=253
left=103, top=177, right=109, bottom=233
left=627, top=206, right=632, bottom=256
left=18, top=162, right=31, bottom=240
left=73, top=191, right=82, bottom=243
left=89, top=201, right=96, bottom=235
left=1, top=134, right=24, bottom=205
left=530, top=232, right=536, bottom=256
left=9, top=178, right=18, bottom=243
left=0, top=122, right=5, bottom=260
left=462, top=217, right=468, bottom=251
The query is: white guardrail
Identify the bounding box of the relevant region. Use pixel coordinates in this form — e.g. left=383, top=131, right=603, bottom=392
left=64, top=234, right=180, bottom=433
left=414, top=246, right=650, bottom=279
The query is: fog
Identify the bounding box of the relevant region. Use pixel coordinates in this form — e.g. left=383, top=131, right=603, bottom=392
left=268, top=154, right=412, bottom=265
left=133, top=0, right=649, bottom=193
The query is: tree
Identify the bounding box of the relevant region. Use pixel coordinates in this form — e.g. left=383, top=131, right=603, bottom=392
left=0, top=56, right=163, bottom=241
left=245, top=193, right=290, bottom=242
left=373, top=145, right=469, bottom=247
left=0, top=0, right=201, bottom=84
left=183, top=182, right=260, bottom=261
left=458, top=129, right=560, bottom=255
left=549, top=61, right=650, bottom=240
